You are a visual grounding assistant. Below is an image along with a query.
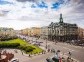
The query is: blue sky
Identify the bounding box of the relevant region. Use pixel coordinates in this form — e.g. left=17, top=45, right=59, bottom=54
left=0, top=0, right=13, bottom=5
left=0, top=0, right=84, bottom=30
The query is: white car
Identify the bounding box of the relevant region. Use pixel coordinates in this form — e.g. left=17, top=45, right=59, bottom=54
left=10, top=58, right=19, bottom=62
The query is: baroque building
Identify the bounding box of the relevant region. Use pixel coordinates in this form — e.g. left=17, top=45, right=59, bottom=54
left=48, top=14, right=78, bottom=42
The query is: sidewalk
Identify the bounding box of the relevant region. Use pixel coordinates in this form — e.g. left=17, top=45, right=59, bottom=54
left=60, top=53, right=79, bottom=62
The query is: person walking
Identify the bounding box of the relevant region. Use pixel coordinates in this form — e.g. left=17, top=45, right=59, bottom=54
left=68, top=51, right=72, bottom=59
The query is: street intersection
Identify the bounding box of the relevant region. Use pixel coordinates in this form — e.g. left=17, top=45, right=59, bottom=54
left=4, top=35, right=84, bottom=62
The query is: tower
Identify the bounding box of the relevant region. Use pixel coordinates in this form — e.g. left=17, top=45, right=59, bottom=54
left=59, top=14, right=63, bottom=23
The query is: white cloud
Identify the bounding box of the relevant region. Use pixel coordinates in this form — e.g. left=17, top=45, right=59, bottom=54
left=0, top=0, right=84, bottom=30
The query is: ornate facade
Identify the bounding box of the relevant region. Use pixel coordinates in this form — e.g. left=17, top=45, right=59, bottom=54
left=48, top=14, right=78, bottom=42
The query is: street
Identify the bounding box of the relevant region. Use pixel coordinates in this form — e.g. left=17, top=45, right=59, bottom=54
left=9, top=35, right=84, bottom=62
left=26, top=36, right=84, bottom=62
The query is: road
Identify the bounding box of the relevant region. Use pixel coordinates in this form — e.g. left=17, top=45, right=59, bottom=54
left=17, top=35, right=84, bottom=62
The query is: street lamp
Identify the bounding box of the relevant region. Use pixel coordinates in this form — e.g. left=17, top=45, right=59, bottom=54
left=45, top=38, right=48, bottom=49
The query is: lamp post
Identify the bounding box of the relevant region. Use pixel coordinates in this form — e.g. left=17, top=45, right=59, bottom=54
left=45, top=38, right=48, bottom=49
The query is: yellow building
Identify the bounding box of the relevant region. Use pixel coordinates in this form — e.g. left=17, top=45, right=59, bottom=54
left=30, top=27, right=41, bottom=37
left=27, top=28, right=31, bottom=36
left=20, top=28, right=29, bottom=35
left=20, top=27, right=41, bottom=37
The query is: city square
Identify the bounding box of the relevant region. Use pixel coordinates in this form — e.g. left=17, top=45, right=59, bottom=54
left=0, top=0, right=84, bottom=62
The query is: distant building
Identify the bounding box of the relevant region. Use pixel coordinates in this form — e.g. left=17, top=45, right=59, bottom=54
left=78, top=27, right=84, bottom=39
left=40, top=26, right=48, bottom=39
left=30, top=27, right=41, bottom=37
left=48, top=14, right=78, bottom=42
left=20, top=28, right=29, bottom=36
left=20, top=27, right=41, bottom=37
left=0, top=27, right=16, bottom=37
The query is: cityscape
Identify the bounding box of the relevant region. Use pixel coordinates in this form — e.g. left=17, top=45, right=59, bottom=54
left=0, top=0, right=84, bottom=62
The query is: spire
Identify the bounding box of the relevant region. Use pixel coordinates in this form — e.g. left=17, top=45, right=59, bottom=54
left=59, top=13, right=63, bottom=23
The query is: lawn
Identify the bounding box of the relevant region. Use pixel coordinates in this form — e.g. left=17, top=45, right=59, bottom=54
left=0, top=38, right=43, bottom=54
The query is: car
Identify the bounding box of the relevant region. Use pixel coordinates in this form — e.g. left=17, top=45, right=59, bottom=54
left=39, top=41, right=43, bottom=43
left=78, top=44, right=84, bottom=46
left=46, top=58, right=53, bottom=62
left=66, top=41, right=70, bottom=43
left=10, top=58, right=19, bottom=62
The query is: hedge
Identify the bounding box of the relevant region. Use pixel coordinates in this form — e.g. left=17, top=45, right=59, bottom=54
left=0, top=36, right=18, bottom=41
left=0, top=43, right=20, bottom=48
left=0, top=43, right=35, bottom=53
left=18, top=45, right=35, bottom=52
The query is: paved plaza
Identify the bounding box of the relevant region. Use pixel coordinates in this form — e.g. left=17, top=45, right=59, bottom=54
left=1, top=36, right=84, bottom=62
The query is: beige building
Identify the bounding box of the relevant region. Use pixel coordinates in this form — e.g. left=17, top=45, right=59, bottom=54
left=20, top=27, right=41, bottom=37
left=20, top=28, right=29, bottom=35
left=40, top=26, right=48, bottom=39
left=0, top=27, right=16, bottom=37
left=78, top=27, right=84, bottom=39
left=30, top=27, right=41, bottom=37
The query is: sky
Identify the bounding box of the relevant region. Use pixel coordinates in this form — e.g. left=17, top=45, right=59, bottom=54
left=0, top=0, right=84, bottom=30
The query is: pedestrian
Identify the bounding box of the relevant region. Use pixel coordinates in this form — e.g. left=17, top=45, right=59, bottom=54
left=68, top=51, right=71, bottom=58
left=21, top=50, right=23, bottom=55
left=48, top=49, right=50, bottom=52
left=14, top=49, right=18, bottom=53
left=62, top=57, right=65, bottom=62
left=42, top=51, right=43, bottom=54
left=44, top=50, right=46, bottom=54
left=51, top=48, right=55, bottom=53
left=4, top=50, right=6, bottom=54
left=29, top=54, right=31, bottom=57
left=59, top=57, right=62, bottom=62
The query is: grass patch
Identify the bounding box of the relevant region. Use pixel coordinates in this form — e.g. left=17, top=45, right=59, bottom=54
left=0, top=38, right=43, bottom=54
